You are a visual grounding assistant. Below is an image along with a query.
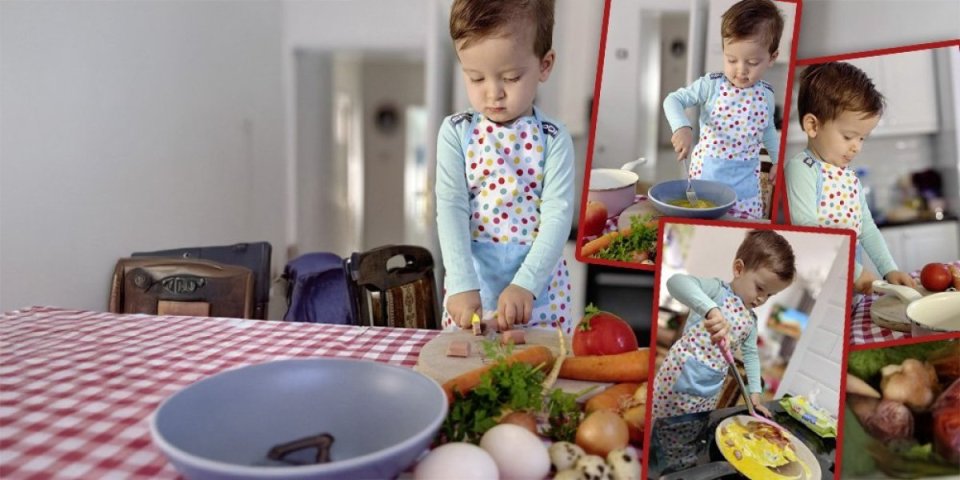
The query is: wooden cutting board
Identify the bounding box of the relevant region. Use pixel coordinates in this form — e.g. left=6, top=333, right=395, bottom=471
left=414, top=328, right=611, bottom=401
left=871, top=286, right=932, bottom=332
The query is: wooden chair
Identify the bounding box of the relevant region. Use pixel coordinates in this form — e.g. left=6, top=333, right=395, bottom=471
left=716, top=360, right=750, bottom=409
left=343, top=245, right=440, bottom=329
left=109, top=257, right=255, bottom=319
left=131, top=242, right=271, bottom=319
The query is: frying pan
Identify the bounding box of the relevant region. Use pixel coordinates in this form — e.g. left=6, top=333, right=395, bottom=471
left=715, top=415, right=821, bottom=480
left=658, top=415, right=821, bottom=480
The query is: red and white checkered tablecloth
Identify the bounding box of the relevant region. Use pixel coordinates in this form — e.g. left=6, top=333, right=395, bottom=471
left=850, top=294, right=906, bottom=345
left=0, top=306, right=440, bottom=479
left=850, top=260, right=960, bottom=346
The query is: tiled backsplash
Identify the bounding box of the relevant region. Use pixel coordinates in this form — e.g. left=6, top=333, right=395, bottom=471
left=788, top=133, right=937, bottom=216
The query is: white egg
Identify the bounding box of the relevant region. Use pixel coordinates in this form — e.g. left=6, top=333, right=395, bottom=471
left=479, top=424, right=551, bottom=480
left=414, top=442, right=499, bottom=480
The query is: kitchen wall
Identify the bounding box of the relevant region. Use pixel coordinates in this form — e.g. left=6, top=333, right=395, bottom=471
left=796, top=0, right=960, bottom=59
left=776, top=235, right=851, bottom=417
left=0, top=0, right=598, bottom=315
left=0, top=1, right=286, bottom=313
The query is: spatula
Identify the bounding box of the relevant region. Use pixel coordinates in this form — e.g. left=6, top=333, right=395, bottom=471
left=718, top=338, right=784, bottom=431
left=683, top=157, right=700, bottom=206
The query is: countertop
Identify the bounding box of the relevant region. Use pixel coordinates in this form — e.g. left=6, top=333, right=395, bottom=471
left=875, top=213, right=958, bottom=229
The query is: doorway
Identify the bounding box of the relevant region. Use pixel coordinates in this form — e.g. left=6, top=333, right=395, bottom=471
left=294, top=51, right=428, bottom=258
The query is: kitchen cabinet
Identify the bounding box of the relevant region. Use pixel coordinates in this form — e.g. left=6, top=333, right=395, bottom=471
left=874, top=221, right=960, bottom=274
left=704, top=0, right=796, bottom=73
left=787, top=49, right=939, bottom=143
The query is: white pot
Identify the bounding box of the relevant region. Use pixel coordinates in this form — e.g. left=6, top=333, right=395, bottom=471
left=587, top=159, right=646, bottom=217
left=873, top=280, right=960, bottom=336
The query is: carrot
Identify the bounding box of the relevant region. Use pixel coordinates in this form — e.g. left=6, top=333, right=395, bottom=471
left=559, top=348, right=649, bottom=383
left=441, top=345, right=554, bottom=404
left=580, top=228, right=632, bottom=258
left=585, top=382, right=642, bottom=414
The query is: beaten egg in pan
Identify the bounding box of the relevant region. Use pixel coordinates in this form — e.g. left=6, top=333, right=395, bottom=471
left=716, top=417, right=815, bottom=480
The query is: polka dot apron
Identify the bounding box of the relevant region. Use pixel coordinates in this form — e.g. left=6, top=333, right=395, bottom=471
left=440, top=110, right=573, bottom=334
left=689, top=79, right=769, bottom=219
left=814, top=156, right=862, bottom=232
left=652, top=282, right=755, bottom=419
left=811, top=150, right=865, bottom=268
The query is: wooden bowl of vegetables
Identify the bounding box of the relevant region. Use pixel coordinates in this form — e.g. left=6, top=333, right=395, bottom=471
left=843, top=339, right=960, bottom=478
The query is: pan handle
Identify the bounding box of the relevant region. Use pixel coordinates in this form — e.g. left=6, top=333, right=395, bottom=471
left=620, top=158, right=647, bottom=172
left=872, top=280, right=922, bottom=303
left=659, top=461, right=738, bottom=480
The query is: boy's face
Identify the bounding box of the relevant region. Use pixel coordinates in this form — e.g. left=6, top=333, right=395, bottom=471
left=804, top=110, right=881, bottom=169
left=731, top=261, right=790, bottom=309
left=456, top=22, right=554, bottom=123
left=721, top=37, right=777, bottom=89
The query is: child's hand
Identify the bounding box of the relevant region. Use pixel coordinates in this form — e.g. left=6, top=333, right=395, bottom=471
left=497, top=284, right=534, bottom=330
left=885, top=270, right=918, bottom=289
left=751, top=393, right=773, bottom=418
left=767, top=169, right=777, bottom=185
left=854, top=270, right=878, bottom=295
left=671, top=127, right=694, bottom=161
left=703, top=307, right=730, bottom=345
left=447, top=290, right=482, bottom=329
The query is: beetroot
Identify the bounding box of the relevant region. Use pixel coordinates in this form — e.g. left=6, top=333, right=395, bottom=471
left=865, top=400, right=914, bottom=442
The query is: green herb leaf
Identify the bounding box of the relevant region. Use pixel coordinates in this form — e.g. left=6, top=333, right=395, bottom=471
left=594, top=215, right=658, bottom=262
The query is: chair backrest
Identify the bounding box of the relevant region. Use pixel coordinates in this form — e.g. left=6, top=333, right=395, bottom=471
left=716, top=361, right=749, bottom=410
left=109, top=257, right=254, bottom=318
left=131, top=242, right=271, bottom=319
left=344, top=245, right=440, bottom=329
left=281, top=252, right=354, bottom=324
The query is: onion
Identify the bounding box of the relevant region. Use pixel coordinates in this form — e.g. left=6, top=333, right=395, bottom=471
left=576, top=410, right=629, bottom=457
left=499, top=411, right=539, bottom=436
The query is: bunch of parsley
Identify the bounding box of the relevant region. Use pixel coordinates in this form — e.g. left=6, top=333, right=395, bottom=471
left=594, top=215, right=658, bottom=262
left=438, top=341, right=584, bottom=444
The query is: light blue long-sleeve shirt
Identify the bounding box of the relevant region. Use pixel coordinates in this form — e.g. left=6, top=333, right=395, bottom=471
left=785, top=149, right=898, bottom=279
left=663, top=73, right=780, bottom=165
left=435, top=108, right=574, bottom=299
left=666, top=274, right=762, bottom=394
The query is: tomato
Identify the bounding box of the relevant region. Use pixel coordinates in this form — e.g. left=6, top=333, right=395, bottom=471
left=572, top=305, right=638, bottom=356
left=581, top=200, right=608, bottom=238
left=921, top=263, right=952, bottom=292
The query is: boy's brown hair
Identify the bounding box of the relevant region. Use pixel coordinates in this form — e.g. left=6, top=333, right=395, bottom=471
left=449, top=0, right=554, bottom=59
left=797, top=62, right=885, bottom=128
left=736, top=230, right=796, bottom=282
left=721, top=0, right=784, bottom=55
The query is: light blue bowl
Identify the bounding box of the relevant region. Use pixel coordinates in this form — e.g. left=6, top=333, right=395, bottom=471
left=150, top=358, right=447, bottom=480
left=647, top=179, right=737, bottom=219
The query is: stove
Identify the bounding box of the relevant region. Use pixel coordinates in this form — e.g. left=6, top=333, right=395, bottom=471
left=647, top=401, right=836, bottom=479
